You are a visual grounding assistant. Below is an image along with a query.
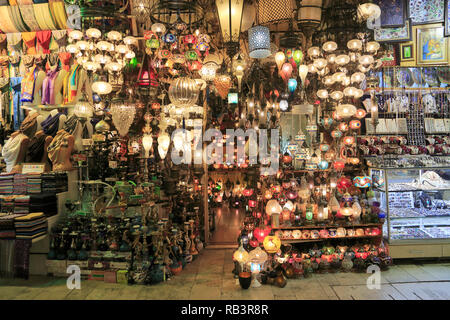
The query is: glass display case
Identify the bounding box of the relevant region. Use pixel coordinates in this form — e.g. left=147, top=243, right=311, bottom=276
left=369, top=167, right=450, bottom=256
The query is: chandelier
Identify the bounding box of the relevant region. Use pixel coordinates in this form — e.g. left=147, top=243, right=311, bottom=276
left=131, top=0, right=153, bottom=24
left=67, top=29, right=137, bottom=95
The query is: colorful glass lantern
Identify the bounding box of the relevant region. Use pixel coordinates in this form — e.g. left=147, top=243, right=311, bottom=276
left=338, top=122, right=349, bottom=132
left=292, top=49, right=303, bottom=65
left=280, top=63, right=293, bottom=83
left=319, top=144, right=330, bottom=152
left=249, top=199, right=257, bottom=208
left=318, top=160, right=329, bottom=170
left=355, top=108, right=367, bottom=119
left=288, top=78, right=297, bottom=92
left=349, top=120, right=361, bottom=130
left=343, top=136, right=355, bottom=145
left=233, top=245, right=249, bottom=263
left=264, top=190, right=273, bottom=200
left=331, top=130, right=343, bottom=138
left=333, top=159, right=346, bottom=171
left=265, top=199, right=282, bottom=216
left=353, top=176, right=372, bottom=188
left=263, top=235, right=281, bottom=254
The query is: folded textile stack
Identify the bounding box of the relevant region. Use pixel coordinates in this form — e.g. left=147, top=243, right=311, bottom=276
left=14, top=195, right=30, bottom=215
left=13, top=174, right=28, bottom=195
left=27, top=174, right=42, bottom=194
left=1, top=195, right=16, bottom=213
left=0, top=173, right=14, bottom=195
left=41, top=172, right=69, bottom=194
left=29, top=194, right=58, bottom=217
left=0, top=214, right=26, bottom=239
left=14, top=212, right=48, bottom=240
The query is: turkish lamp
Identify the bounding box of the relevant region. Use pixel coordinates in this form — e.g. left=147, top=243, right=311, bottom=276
left=313, top=58, right=327, bottom=70
left=327, top=54, right=336, bottom=64
left=248, top=25, right=271, bottom=59
left=83, top=61, right=99, bottom=72
left=106, top=62, right=122, bottom=73
left=343, top=87, right=358, bottom=97
left=307, top=64, right=317, bottom=74
left=299, top=64, right=309, bottom=86
left=125, top=50, right=135, bottom=59
left=279, top=99, right=289, bottom=111
left=357, top=1, right=381, bottom=21
left=275, top=51, right=286, bottom=70
left=323, top=76, right=335, bottom=86
left=359, top=55, right=374, bottom=66
left=76, top=40, right=89, bottom=51
left=266, top=199, right=282, bottom=216
left=322, top=41, right=337, bottom=52
left=351, top=72, right=365, bottom=83
left=342, top=76, right=351, bottom=86
left=86, top=28, right=101, bottom=39
left=307, top=46, right=320, bottom=58
left=96, top=41, right=112, bottom=51
left=347, top=39, right=362, bottom=51
left=280, top=63, right=293, bottom=83
left=330, top=91, right=344, bottom=101
left=92, top=81, right=112, bottom=95
left=142, top=134, right=153, bottom=158
left=354, top=89, right=364, bottom=99
left=66, top=44, right=78, bottom=54
left=151, top=23, right=166, bottom=35
left=288, top=78, right=297, bottom=93
left=317, top=89, right=328, bottom=99
left=107, top=31, right=122, bottom=42
left=332, top=72, right=346, bottom=83
left=116, top=44, right=128, bottom=54
left=233, top=245, right=249, bottom=264
left=292, top=49, right=303, bottom=65
left=74, top=100, right=93, bottom=118
left=335, top=55, right=350, bottom=66
left=124, top=36, right=137, bottom=46
left=336, top=104, right=357, bottom=118
left=68, top=30, right=83, bottom=41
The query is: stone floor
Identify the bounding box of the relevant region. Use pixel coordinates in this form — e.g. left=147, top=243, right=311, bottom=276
left=1, top=248, right=450, bottom=300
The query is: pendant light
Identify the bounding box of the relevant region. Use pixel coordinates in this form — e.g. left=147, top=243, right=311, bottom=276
left=248, top=25, right=271, bottom=59
left=216, top=0, right=245, bottom=57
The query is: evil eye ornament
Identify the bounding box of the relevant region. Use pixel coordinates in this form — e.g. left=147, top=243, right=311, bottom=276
left=353, top=176, right=372, bottom=188
left=331, top=130, right=343, bottom=138
left=162, top=33, right=176, bottom=43
left=295, top=134, right=306, bottom=142
left=349, top=120, right=361, bottom=130
left=320, top=117, right=334, bottom=127
left=185, top=50, right=198, bottom=61
left=319, top=144, right=330, bottom=152
left=318, top=160, right=329, bottom=170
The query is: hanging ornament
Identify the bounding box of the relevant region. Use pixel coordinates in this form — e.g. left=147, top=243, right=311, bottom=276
left=214, top=74, right=232, bottom=99
left=111, top=101, right=136, bottom=137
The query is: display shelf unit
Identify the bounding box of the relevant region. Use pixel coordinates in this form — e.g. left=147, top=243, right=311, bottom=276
left=280, top=235, right=382, bottom=244
left=369, top=166, right=450, bottom=258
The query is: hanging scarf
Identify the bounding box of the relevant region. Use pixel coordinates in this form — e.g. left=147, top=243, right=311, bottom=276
left=6, top=33, right=23, bottom=54
left=41, top=68, right=59, bottom=105
left=63, top=64, right=80, bottom=105
left=0, top=34, right=7, bottom=56
left=52, top=30, right=67, bottom=52
left=59, top=52, right=71, bottom=72
left=25, top=133, right=47, bottom=162
left=41, top=112, right=61, bottom=137
left=19, top=111, right=39, bottom=137
left=21, top=32, right=37, bottom=55
left=21, top=65, right=37, bottom=103
left=36, top=30, right=52, bottom=54
left=0, top=57, right=9, bottom=79
left=47, top=129, right=70, bottom=165
left=2, top=133, right=27, bottom=172
left=10, top=77, right=23, bottom=131
left=63, top=114, right=79, bottom=135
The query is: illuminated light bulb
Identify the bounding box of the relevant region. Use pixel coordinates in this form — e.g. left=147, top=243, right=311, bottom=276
left=124, top=36, right=137, bottom=45
left=343, top=87, right=358, bottom=97
left=115, top=44, right=128, bottom=54
left=358, top=65, right=370, bottom=73
left=279, top=99, right=289, bottom=111
left=327, top=54, right=336, bottom=64
left=317, top=89, right=329, bottom=99
left=76, top=40, right=89, bottom=51
left=313, top=58, right=327, bottom=70
left=338, top=122, right=349, bottom=132
left=125, top=51, right=135, bottom=59
left=94, top=54, right=111, bottom=65
left=83, top=61, right=99, bottom=72
left=66, top=44, right=78, bottom=54
left=322, top=41, right=337, bottom=52
left=342, top=76, right=351, bottom=86
left=336, top=104, right=357, bottom=118
left=307, top=64, right=317, bottom=74
left=332, top=72, right=346, bottom=83
left=323, top=76, right=335, bottom=86
left=86, top=28, right=101, bottom=39
left=343, top=136, right=356, bottom=145
left=69, top=30, right=83, bottom=40
left=91, top=81, right=112, bottom=95
left=359, top=55, right=374, bottom=66
left=354, top=89, right=364, bottom=99
left=299, top=64, right=309, bottom=85
left=351, top=72, right=365, bottom=83
left=96, top=41, right=112, bottom=51
left=151, top=23, right=166, bottom=34
left=107, top=31, right=122, bottom=41
left=106, top=62, right=122, bottom=72
left=265, top=199, right=282, bottom=216
left=335, top=54, right=350, bottom=66
left=366, top=41, right=380, bottom=53
left=307, top=46, right=320, bottom=58
left=347, top=39, right=362, bottom=51
left=142, top=134, right=153, bottom=158
left=330, top=91, right=344, bottom=101
left=355, top=108, right=367, bottom=119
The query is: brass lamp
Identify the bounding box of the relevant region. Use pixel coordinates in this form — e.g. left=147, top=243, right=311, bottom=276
left=216, top=0, right=245, bottom=57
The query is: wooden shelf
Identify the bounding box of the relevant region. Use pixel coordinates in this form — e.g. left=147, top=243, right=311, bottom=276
left=273, top=223, right=382, bottom=230
left=281, top=235, right=382, bottom=243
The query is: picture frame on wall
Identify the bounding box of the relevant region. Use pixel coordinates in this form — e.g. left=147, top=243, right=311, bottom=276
left=445, top=0, right=450, bottom=36
left=376, top=0, right=406, bottom=28
left=408, top=0, right=445, bottom=25
left=400, top=43, right=415, bottom=61
left=416, top=24, right=448, bottom=65
left=374, top=18, right=412, bottom=42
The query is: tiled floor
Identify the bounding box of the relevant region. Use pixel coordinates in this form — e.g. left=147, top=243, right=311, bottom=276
left=1, top=248, right=450, bottom=300
left=209, top=206, right=244, bottom=244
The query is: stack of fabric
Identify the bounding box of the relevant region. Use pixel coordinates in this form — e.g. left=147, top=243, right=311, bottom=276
left=29, top=194, right=57, bottom=217
left=13, top=174, right=28, bottom=194
left=27, top=174, right=42, bottom=194
left=0, top=173, right=14, bottom=194
left=0, top=213, right=25, bottom=239
left=14, top=195, right=30, bottom=215
left=41, top=173, right=56, bottom=194
left=14, top=212, right=48, bottom=240
left=1, top=195, right=16, bottom=213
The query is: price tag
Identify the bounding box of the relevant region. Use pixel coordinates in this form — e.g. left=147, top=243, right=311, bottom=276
left=22, top=163, right=45, bottom=174
left=82, top=138, right=94, bottom=146
left=109, top=161, right=118, bottom=169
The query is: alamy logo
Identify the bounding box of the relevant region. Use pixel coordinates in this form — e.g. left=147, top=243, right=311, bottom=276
left=66, top=265, right=81, bottom=290
left=366, top=265, right=381, bottom=290
left=169, top=127, right=280, bottom=175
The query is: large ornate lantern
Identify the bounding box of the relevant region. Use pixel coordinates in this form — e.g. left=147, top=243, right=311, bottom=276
left=216, top=0, right=245, bottom=57
left=248, top=25, right=271, bottom=59
left=168, top=77, right=200, bottom=107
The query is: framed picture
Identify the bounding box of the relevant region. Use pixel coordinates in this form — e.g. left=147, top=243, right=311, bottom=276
left=374, top=19, right=412, bottom=42
left=380, top=44, right=398, bottom=66
left=445, top=0, right=450, bottom=36
left=400, top=43, right=415, bottom=61
left=408, top=0, right=445, bottom=25
left=376, top=0, right=406, bottom=28
left=416, top=24, right=448, bottom=65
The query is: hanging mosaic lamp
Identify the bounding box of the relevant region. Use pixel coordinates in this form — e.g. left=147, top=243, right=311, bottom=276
left=214, top=74, right=233, bottom=99
left=248, top=25, right=271, bottom=59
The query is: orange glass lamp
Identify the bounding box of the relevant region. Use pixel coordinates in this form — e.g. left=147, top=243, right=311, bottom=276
left=263, top=235, right=281, bottom=254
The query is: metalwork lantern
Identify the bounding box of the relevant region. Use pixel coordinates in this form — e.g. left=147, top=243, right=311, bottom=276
left=216, top=0, right=245, bottom=57
left=168, top=77, right=200, bottom=107
left=248, top=25, right=271, bottom=59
